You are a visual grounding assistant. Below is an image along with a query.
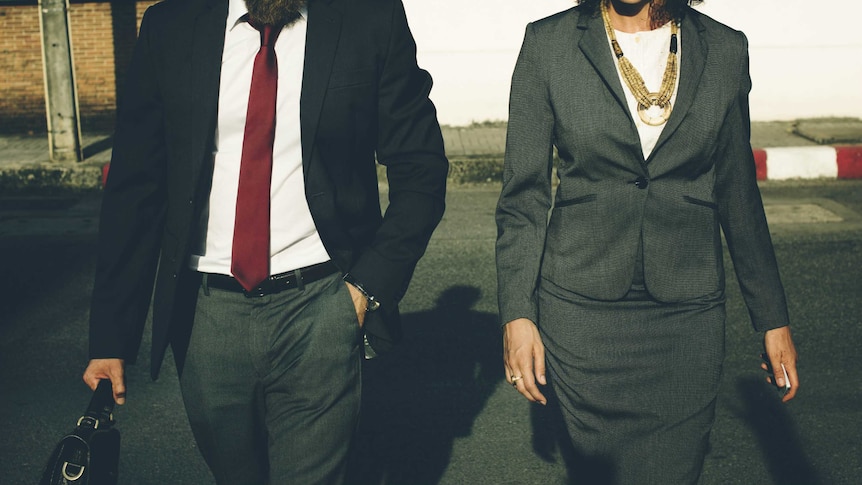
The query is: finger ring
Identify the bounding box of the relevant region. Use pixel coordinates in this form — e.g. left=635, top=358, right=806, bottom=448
left=511, top=375, right=523, bottom=386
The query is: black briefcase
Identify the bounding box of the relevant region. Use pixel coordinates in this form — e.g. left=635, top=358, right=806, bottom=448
left=39, top=380, right=120, bottom=485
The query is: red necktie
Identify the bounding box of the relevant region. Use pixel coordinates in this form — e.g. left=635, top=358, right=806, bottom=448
left=231, top=22, right=281, bottom=292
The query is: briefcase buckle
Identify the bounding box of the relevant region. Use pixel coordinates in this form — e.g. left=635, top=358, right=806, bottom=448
left=62, top=462, right=85, bottom=481
left=76, top=413, right=112, bottom=429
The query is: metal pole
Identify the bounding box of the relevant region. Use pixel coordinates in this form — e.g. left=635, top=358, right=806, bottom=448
left=38, top=0, right=83, bottom=162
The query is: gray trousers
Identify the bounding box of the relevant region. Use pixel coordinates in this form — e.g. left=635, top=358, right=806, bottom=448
left=179, top=272, right=362, bottom=485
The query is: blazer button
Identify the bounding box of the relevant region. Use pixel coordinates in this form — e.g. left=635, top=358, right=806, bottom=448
left=634, top=176, right=649, bottom=189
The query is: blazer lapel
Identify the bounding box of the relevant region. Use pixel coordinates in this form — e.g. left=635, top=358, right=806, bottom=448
left=189, top=0, right=229, bottom=184
left=300, top=0, right=342, bottom=172
left=577, top=11, right=632, bottom=124
left=648, top=11, right=708, bottom=162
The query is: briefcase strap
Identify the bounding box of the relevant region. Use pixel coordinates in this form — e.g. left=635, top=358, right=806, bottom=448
left=87, top=380, right=115, bottom=416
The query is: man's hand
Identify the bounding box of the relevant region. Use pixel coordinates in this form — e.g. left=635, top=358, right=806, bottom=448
left=761, top=326, right=799, bottom=402
left=503, top=318, right=547, bottom=405
left=345, top=282, right=366, bottom=328
left=83, top=358, right=126, bottom=405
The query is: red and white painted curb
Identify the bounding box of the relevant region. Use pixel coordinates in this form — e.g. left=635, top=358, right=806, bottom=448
left=753, top=146, right=862, bottom=181
left=99, top=145, right=862, bottom=187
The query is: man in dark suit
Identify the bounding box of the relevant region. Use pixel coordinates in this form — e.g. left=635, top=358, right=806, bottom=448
left=82, top=0, right=448, bottom=482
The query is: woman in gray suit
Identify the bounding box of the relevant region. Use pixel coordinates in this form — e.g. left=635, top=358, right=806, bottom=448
left=495, top=0, right=799, bottom=482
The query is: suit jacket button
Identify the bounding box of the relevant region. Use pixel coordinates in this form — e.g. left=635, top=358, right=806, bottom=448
left=634, top=176, right=649, bottom=189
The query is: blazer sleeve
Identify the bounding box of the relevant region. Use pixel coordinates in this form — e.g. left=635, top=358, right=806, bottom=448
left=714, top=33, right=790, bottom=332
left=495, top=23, right=555, bottom=325
left=89, top=8, right=167, bottom=362
left=347, top=0, right=449, bottom=307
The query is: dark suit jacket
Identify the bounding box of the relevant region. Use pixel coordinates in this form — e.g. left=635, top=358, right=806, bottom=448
left=89, top=0, right=448, bottom=379
left=495, top=6, right=789, bottom=331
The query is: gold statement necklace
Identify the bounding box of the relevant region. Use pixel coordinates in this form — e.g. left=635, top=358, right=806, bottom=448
left=601, top=0, right=679, bottom=126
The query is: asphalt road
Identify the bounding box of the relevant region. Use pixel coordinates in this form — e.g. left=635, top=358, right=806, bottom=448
left=1, top=180, right=860, bottom=484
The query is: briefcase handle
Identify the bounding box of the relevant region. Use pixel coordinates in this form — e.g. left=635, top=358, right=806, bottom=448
left=80, top=379, right=115, bottom=428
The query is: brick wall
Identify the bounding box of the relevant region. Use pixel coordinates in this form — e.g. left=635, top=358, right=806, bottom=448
left=0, top=1, right=156, bottom=133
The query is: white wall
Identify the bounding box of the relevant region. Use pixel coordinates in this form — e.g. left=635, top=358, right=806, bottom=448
left=403, top=0, right=862, bottom=125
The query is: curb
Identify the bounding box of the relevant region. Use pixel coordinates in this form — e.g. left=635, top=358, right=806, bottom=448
left=9, top=145, right=862, bottom=194
left=0, top=162, right=104, bottom=194
left=753, top=146, right=862, bottom=181
left=441, top=146, right=862, bottom=185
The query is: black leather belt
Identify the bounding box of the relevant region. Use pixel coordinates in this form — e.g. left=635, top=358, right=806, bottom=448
left=204, top=261, right=339, bottom=297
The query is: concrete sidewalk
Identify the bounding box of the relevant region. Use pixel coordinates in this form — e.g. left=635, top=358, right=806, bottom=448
left=1, top=118, right=861, bottom=192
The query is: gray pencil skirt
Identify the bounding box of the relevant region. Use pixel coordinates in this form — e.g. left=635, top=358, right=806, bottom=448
left=538, top=277, right=726, bottom=485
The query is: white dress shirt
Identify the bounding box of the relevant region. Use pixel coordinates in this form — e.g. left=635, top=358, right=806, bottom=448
left=190, top=0, right=330, bottom=275
left=610, top=22, right=682, bottom=160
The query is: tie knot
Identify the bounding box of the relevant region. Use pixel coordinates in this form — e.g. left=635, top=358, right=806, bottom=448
left=248, top=18, right=282, bottom=47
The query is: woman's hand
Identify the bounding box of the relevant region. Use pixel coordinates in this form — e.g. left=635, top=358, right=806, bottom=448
left=503, top=318, right=547, bottom=405
left=761, top=326, right=799, bottom=402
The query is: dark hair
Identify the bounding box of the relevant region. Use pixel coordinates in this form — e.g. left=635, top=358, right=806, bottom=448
left=577, top=0, right=704, bottom=23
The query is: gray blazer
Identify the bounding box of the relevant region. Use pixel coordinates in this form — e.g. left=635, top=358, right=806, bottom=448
left=495, top=6, right=789, bottom=332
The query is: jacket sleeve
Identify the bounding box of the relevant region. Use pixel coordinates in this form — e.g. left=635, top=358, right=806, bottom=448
left=89, top=8, right=167, bottom=362
left=495, top=23, right=555, bottom=325
left=714, top=33, right=790, bottom=332
left=347, top=0, right=449, bottom=307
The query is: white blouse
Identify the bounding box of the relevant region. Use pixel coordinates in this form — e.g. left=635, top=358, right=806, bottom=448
left=609, top=22, right=681, bottom=160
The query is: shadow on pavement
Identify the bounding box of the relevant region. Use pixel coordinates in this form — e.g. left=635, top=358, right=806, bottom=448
left=0, top=237, right=96, bottom=331
left=733, top=376, right=819, bottom=484
left=347, top=285, right=503, bottom=485
left=82, top=135, right=114, bottom=160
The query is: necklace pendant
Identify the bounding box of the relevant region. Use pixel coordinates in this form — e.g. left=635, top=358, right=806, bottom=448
left=637, top=95, right=672, bottom=126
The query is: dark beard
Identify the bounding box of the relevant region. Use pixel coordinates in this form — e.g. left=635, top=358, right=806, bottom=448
left=245, top=0, right=306, bottom=26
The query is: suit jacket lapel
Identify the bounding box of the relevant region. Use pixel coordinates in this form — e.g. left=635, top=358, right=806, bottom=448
left=648, top=12, right=708, bottom=162
left=301, top=0, right=342, bottom=172
left=189, top=0, right=228, bottom=184
left=577, top=11, right=632, bottom=125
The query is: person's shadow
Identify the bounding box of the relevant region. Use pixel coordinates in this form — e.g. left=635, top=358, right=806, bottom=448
left=731, top=376, right=818, bottom=484
left=347, top=285, right=503, bottom=485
